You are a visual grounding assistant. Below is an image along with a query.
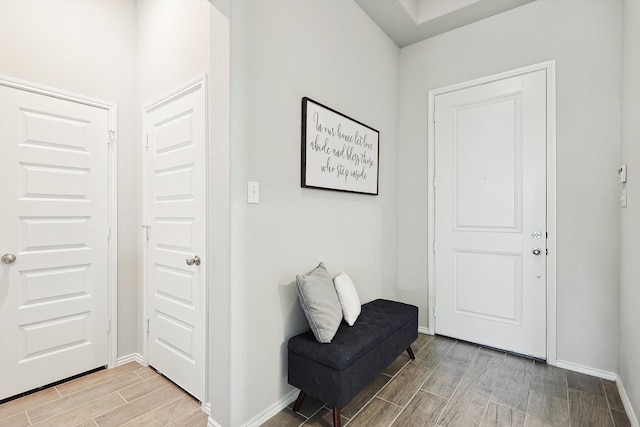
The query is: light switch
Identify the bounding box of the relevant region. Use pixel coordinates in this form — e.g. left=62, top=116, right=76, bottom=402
left=248, top=181, right=260, bottom=204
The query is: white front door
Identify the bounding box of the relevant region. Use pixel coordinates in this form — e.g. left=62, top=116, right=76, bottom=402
left=434, top=69, right=547, bottom=358
left=144, top=78, right=206, bottom=401
left=0, top=84, right=110, bottom=399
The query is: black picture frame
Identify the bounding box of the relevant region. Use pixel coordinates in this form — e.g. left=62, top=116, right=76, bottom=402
left=301, top=97, right=379, bottom=195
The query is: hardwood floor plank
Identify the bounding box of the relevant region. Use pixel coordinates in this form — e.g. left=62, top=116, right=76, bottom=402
left=566, top=371, right=603, bottom=396
left=421, top=358, right=468, bottom=399
left=503, top=355, right=534, bottom=371
left=341, top=373, right=391, bottom=419
left=437, top=381, right=491, bottom=427
left=568, top=389, right=613, bottom=427
left=118, top=374, right=172, bottom=402
left=464, top=349, right=505, bottom=384
left=523, top=414, right=555, bottom=427
left=55, top=363, right=140, bottom=397
left=392, top=390, right=447, bottom=427
left=303, top=407, right=348, bottom=427
left=0, top=364, right=208, bottom=427
left=526, top=389, right=570, bottom=426
left=166, top=408, right=209, bottom=427
left=413, top=333, right=434, bottom=353
left=0, top=387, right=60, bottom=420
left=347, top=397, right=402, bottom=427
left=377, top=362, right=433, bottom=406
left=611, top=409, right=632, bottom=427
left=0, top=411, right=30, bottom=427
left=260, top=408, right=306, bottom=427
left=288, top=393, right=325, bottom=418
left=489, top=365, right=532, bottom=411
left=529, top=362, right=567, bottom=400
left=93, top=381, right=184, bottom=427
left=413, top=336, right=455, bottom=370
left=602, top=380, right=625, bottom=412
left=448, top=341, right=479, bottom=365
left=31, top=392, right=125, bottom=427
left=120, top=394, right=200, bottom=427
left=481, top=402, right=526, bottom=427
left=383, top=352, right=411, bottom=376
left=27, top=372, right=142, bottom=424
left=134, top=366, right=159, bottom=380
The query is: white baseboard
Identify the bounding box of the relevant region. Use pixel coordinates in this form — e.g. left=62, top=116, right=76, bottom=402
left=617, top=376, right=640, bottom=427
left=207, top=416, right=223, bottom=427
left=418, top=326, right=433, bottom=335
left=240, top=389, right=299, bottom=427
left=116, top=353, right=145, bottom=366
left=553, top=359, right=617, bottom=381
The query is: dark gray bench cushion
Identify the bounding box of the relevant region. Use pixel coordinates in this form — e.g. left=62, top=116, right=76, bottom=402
left=288, top=299, right=418, bottom=409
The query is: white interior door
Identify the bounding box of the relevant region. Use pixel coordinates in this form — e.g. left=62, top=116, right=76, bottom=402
left=144, top=79, right=206, bottom=401
left=0, top=84, right=110, bottom=399
left=434, top=69, right=547, bottom=358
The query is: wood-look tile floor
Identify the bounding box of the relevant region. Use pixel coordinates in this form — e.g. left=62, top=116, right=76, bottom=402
left=264, top=334, right=633, bottom=427
left=0, top=362, right=208, bottom=427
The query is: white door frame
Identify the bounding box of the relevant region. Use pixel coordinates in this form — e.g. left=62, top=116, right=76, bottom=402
left=141, top=75, right=209, bottom=402
left=0, top=75, right=119, bottom=369
left=427, top=61, right=557, bottom=364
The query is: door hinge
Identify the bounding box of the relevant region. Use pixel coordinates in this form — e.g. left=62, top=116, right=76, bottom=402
left=107, top=319, right=111, bottom=332
left=107, top=225, right=111, bottom=239
left=433, top=110, right=436, bottom=123
left=145, top=134, right=149, bottom=152
left=145, top=318, right=150, bottom=333
left=108, top=130, right=116, bottom=145
left=546, top=248, right=548, bottom=256
left=433, top=305, right=436, bottom=318
left=141, top=225, right=150, bottom=240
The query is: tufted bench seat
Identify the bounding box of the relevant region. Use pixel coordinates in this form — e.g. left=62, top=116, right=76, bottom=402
left=288, top=299, right=418, bottom=427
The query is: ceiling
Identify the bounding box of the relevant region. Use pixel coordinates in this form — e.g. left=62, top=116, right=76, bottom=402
left=354, top=0, right=536, bottom=48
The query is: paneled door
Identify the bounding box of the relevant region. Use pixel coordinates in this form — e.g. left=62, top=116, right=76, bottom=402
left=0, top=83, right=111, bottom=399
left=434, top=69, right=547, bottom=358
left=144, top=78, right=206, bottom=401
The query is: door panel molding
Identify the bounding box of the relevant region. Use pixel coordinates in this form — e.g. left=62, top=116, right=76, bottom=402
left=142, top=75, right=208, bottom=402
left=426, top=61, right=557, bottom=364
left=0, top=75, right=118, bottom=388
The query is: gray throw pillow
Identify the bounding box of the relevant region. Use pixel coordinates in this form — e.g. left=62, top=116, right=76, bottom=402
left=296, top=262, right=343, bottom=343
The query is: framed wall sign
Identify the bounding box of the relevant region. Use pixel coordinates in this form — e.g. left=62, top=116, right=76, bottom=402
left=301, top=97, right=379, bottom=195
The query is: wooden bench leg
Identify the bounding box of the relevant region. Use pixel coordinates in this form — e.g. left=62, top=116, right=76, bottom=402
left=406, top=346, right=415, bottom=360
left=333, top=407, right=341, bottom=427
left=292, top=390, right=307, bottom=412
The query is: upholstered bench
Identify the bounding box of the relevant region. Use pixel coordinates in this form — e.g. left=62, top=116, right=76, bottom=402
left=287, top=299, right=418, bottom=427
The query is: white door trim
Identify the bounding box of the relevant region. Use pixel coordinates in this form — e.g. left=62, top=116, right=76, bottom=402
left=141, top=74, right=209, bottom=402
left=0, top=74, right=119, bottom=369
left=426, top=60, right=557, bottom=364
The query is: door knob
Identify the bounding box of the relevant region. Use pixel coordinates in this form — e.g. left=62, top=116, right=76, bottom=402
left=532, top=248, right=541, bottom=256
left=186, top=256, right=201, bottom=266
left=1, top=254, right=16, bottom=264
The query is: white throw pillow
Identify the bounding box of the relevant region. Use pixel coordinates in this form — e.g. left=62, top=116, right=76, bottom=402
left=333, top=272, right=361, bottom=326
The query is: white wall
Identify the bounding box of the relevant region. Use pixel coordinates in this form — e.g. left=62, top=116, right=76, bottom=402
left=208, top=3, right=232, bottom=426
left=229, top=1, right=400, bottom=424
left=0, top=0, right=139, bottom=357
left=397, top=0, right=622, bottom=372
left=619, top=0, right=640, bottom=419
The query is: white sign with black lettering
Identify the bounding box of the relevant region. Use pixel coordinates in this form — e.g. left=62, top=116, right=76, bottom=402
left=301, top=97, right=379, bottom=195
